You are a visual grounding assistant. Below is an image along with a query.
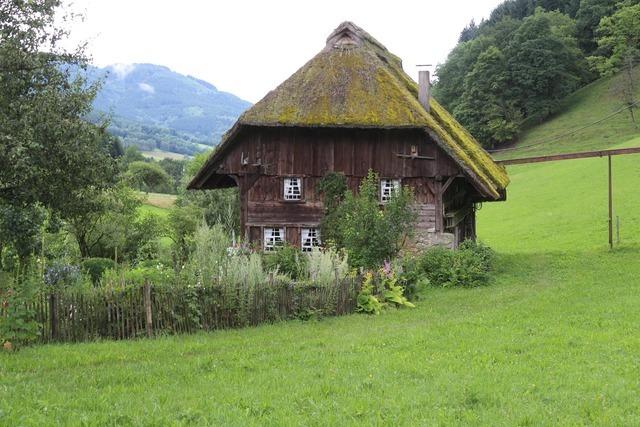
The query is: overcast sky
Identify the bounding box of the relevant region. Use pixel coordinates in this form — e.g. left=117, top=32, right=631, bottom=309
left=65, top=0, right=503, bottom=103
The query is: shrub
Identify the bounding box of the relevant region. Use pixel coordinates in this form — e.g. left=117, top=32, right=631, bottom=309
left=263, top=245, right=307, bottom=280
left=356, top=272, right=383, bottom=315
left=334, top=170, right=417, bottom=270
left=307, top=248, right=350, bottom=286
left=419, top=240, right=495, bottom=288
left=43, top=263, right=82, bottom=288
left=356, top=269, right=415, bottom=315
left=81, top=258, right=116, bottom=285
left=0, top=267, right=41, bottom=348
left=395, top=256, right=430, bottom=301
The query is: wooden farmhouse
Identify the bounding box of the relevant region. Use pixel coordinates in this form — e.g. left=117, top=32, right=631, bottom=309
left=189, top=22, right=509, bottom=251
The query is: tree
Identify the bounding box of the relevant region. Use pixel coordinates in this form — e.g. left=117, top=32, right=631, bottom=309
left=591, top=3, right=640, bottom=123
left=459, top=20, right=480, bottom=42
left=454, top=47, right=521, bottom=147
left=506, top=9, right=588, bottom=121
left=124, top=161, right=172, bottom=193
left=0, top=1, right=116, bottom=214
left=575, top=0, right=618, bottom=54
left=434, top=36, right=494, bottom=112
left=65, top=184, right=141, bottom=259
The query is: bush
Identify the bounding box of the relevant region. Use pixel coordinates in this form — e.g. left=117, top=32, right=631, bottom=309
left=396, top=256, right=430, bottom=301
left=334, top=170, right=417, bottom=270
left=81, top=258, right=116, bottom=285
left=263, top=245, right=308, bottom=280
left=419, top=240, right=495, bottom=288
left=0, top=266, right=41, bottom=348
left=43, top=263, right=82, bottom=289
left=356, top=269, right=415, bottom=315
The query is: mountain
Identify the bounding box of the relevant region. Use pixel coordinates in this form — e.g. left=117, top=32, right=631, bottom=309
left=89, top=63, right=251, bottom=155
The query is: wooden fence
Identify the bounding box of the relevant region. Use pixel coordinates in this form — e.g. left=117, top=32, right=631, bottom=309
left=10, top=276, right=360, bottom=343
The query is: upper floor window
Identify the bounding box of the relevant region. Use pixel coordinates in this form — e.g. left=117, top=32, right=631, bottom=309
left=380, top=179, right=400, bottom=203
left=301, top=228, right=321, bottom=252
left=284, top=177, right=302, bottom=201
left=264, top=227, right=284, bottom=251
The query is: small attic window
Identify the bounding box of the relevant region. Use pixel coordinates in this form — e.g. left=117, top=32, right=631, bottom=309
left=264, top=227, right=284, bottom=251
left=284, top=177, right=302, bottom=201
left=380, top=179, right=400, bottom=203
left=301, top=228, right=321, bottom=252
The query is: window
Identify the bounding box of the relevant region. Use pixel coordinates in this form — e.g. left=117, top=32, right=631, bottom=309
left=263, top=227, right=284, bottom=251
left=301, top=228, right=321, bottom=252
left=283, top=177, right=302, bottom=201
left=380, top=179, right=400, bottom=203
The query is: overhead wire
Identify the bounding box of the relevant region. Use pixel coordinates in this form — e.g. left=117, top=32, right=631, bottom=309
left=487, top=100, right=640, bottom=154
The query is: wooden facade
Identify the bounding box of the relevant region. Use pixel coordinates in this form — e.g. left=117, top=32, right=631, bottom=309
left=195, top=126, right=487, bottom=250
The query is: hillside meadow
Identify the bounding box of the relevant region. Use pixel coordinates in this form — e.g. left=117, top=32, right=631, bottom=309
left=2, top=138, right=640, bottom=424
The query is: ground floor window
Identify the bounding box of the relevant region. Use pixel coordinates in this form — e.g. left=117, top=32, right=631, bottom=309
left=301, top=228, right=321, bottom=252
left=380, top=178, right=400, bottom=203
left=264, top=227, right=284, bottom=251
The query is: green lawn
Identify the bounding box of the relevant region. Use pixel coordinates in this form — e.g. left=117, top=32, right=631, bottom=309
left=3, top=76, right=640, bottom=424
left=3, top=149, right=640, bottom=424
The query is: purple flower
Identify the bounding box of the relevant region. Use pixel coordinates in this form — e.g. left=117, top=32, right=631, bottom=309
left=382, top=260, right=392, bottom=276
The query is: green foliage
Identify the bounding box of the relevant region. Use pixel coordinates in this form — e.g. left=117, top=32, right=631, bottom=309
left=453, top=46, right=521, bottom=147
left=435, top=2, right=601, bottom=147
left=263, top=245, right=308, bottom=281
left=317, top=172, right=348, bottom=246
left=81, top=258, right=116, bottom=285
left=419, top=241, right=495, bottom=288
left=0, top=203, right=47, bottom=261
left=0, top=1, right=117, bottom=214
left=333, top=170, right=416, bottom=270
left=306, top=248, right=350, bottom=287
left=64, top=183, right=142, bottom=259
left=356, top=270, right=415, bottom=315
left=395, top=256, right=431, bottom=301
left=356, top=272, right=383, bottom=315
left=124, top=161, right=172, bottom=194
left=0, top=267, right=41, bottom=347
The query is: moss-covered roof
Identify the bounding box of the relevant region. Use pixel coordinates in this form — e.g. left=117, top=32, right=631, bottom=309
left=191, top=22, right=508, bottom=199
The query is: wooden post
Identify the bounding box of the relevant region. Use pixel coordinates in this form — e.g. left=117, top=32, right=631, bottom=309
left=143, top=280, right=153, bottom=338
left=608, top=155, right=613, bottom=249
left=49, top=293, right=57, bottom=340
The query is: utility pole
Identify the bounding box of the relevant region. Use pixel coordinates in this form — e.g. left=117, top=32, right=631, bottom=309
left=608, top=155, right=613, bottom=250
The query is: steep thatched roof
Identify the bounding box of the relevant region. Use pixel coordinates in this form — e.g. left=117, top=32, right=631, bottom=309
left=190, top=22, right=508, bottom=199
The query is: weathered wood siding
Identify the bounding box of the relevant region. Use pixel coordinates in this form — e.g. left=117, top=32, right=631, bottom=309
left=207, top=126, right=477, bottom=248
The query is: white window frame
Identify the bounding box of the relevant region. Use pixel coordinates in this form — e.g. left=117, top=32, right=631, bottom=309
left=283, top=177, right=303, bottom=201
left=301, top=228, right=321, bottom=252
left=263, top=227, right=285, bottom=251
left=380, top=179, right=401, bottom=203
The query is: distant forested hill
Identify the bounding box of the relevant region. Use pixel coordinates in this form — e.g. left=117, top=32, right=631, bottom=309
left=88, top=64, right=251, bottom=155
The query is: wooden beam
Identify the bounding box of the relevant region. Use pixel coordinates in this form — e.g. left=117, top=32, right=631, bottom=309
left=394, top=153, right=435, bottom=160
left=441, top=176, right=455, bottom=195
left=497, top=146, right=640, bottom=165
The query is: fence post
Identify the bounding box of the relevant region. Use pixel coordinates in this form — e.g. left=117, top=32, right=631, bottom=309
left=49, top=293, right=57, bottom=341
left=144, top=280, right=153, bottom=338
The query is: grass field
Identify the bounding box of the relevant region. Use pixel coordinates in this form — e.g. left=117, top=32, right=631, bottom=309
left=141, top=192, right=177, bottom=210
left=141, top=149, right=189, bottom=161
left=3, top=77, right=640, bottom=425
